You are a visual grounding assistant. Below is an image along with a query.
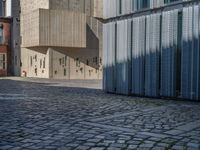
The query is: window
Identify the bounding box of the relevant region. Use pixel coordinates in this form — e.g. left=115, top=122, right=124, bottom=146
left=80, top=67, right=83, bottom=73
left=89, top=70, right=91, bottom=76
left=76, top=58, right=80, bottom=67
left=3, top=54, right=5, bottom=69
left=164, top=0, right=180, bottom=4
left=99, top=58, right=102, bottom=64
left=0, top=24, right=3, bottom=44
left=40, top=59, right=42, bottom=68
left=138, top=0, right=150, bottom=9
left=43, top=58, right=45, bottom=68
left=64, top=69, right=66, bottom=76
left=62, top=57, right=64, bottom=65
left=95, top=57, right=98, bottom=65
left=119, top=0, right=122, bottom=14
left=2, top=0, right=6, bottom=16
left=65, top=56, right=67, bottom=66
left=143, top=0, right=150, bottom=8
left=59, top=58, right=62, bottom=65
left=93, top=57, right=98, bottom=64
left=35, top=55, right=37, bottom=62
left=35, top=68, right=37, bottom=76
left=15, top=56, right=17, bottom=65
left=0, top=54, right=6, bottom=70
left=30, top=56, right=33, bottom=66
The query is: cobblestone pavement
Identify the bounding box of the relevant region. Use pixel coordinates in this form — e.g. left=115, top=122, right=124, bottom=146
left=0, top=77, right=200, bottom=150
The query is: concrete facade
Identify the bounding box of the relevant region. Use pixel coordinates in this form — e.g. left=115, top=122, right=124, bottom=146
left=20, top=0, right=103, bottom=80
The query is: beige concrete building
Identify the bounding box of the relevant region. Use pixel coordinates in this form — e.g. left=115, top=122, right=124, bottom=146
left=20, top=0, right=103, bottom=79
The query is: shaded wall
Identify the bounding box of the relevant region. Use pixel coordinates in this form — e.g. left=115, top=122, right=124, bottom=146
left=103, top=3, right=200, bottom=100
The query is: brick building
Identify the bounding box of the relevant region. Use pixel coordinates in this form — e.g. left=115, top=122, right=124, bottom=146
left=0, top=17, right=11, bottom=76
left=0, top=0, right=21, bottom=76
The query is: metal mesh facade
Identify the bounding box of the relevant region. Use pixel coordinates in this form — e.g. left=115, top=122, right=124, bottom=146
left=181, top=4, right=200, bottom=100
left=102, top=0, right=192, bottom=19
left=160, top=10, right=178, bottom=97
left=103, top=1, right=200, bottom=100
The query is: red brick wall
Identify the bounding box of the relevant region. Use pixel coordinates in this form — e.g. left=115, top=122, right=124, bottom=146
left=0, top=70, right=7, bottom=76
left=0, top=17, right=11, bottom=76
left=0, top=45, right=7, bottom=53
left=1, top=22, right=11, bottom=45
left=0, top=46, right=10, bottom=76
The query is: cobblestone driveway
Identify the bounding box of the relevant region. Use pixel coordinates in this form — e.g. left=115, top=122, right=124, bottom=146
left=0, top=77, right=200, bottom=150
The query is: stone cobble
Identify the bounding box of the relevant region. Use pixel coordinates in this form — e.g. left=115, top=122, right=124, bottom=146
left=0, top=77, right=200, bottom=150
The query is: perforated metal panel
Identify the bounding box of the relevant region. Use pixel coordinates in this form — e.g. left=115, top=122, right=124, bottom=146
left=145, top=13, right=161, bottom=97
left=181, top=5, right=200, bottom=100
left=103, top=2, right=200, bottom=100
left=103, top=0, right=117, bottom=19
left=160, top=10, right=178, bottom=97
left=131, top=16, right=146, bottom=95
left=191, top=5, right=199, bottom=100
left=115, top=20, right=131, bottom=95
left=103, top=22, right=116, bottom=93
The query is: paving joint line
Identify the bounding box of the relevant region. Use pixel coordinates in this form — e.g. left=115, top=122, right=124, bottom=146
left=165, top=120, right=200, bottom=135
left=80, top=121, right=169, bottom=138
left=90, top=105, right=172, bottom=122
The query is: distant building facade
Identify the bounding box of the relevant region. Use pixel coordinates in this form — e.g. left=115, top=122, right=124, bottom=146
left=0, top=17, right=11, bottom=76
left=102, top=0, right=200, bottom=100
left=20, top=0, right=103, bottom=79
left=0, top=0, right=21, bottom=76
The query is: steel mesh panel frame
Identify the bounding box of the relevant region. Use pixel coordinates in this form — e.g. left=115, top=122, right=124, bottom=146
left=198, top=3, right=200, bottom=100
left=181, top=7, right=191, bottom=99
left=103, top=22, right=116, bottom=93
left=181, top=5, right=200, bottom=100
left=131, top=16, right=146, bottom=95
left=145, top=13, right=161, bottom=97
left=160, top=10, right=178, bottom=97
left=103, top=0, right=117, bottom=19
left=115, top=20, right=131, bottom=95
left=191, top=5, right=200, bottom=100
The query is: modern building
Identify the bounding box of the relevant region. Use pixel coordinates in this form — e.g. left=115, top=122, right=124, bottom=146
left=0, top=0, right=21, bottom=76
left=102, top=0, right=200, bottom=100
left=0, top=17, right=11, bottom=76
left=20, top=0, right=103, bottom=79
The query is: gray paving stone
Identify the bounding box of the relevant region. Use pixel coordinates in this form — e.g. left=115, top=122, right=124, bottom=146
left=65, top=143, right=79, bottom=148
left=187, top=143, right=200, bottom=148
left=107, top=147, right=121, bottom=150
left=151, top=146, right=166, bottom=150
left=90, top=147, right=105, bottom=150
left=187, top=147, right=200, bottom=150
left=76, top=145, right=91, bottom=150
left=139, top=143, right=154, bottom=148
left=84, top=142, right=96, bottom=147
left=87, top=138, right=102, bottom=143
left=171, top=145, right=184, bottom=150
left=128, top=144, right=138, bottom=149
left=0, top=78, right=200, bottom=149
left=165, top=129, right=184, bottom=135
left=109, top=143, right=127, bottom=148
left=0, top=145, right=13, bottom=150
left=117, top=139, right=126, bottom=144
left=10, top=147, right=21, bottom=150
